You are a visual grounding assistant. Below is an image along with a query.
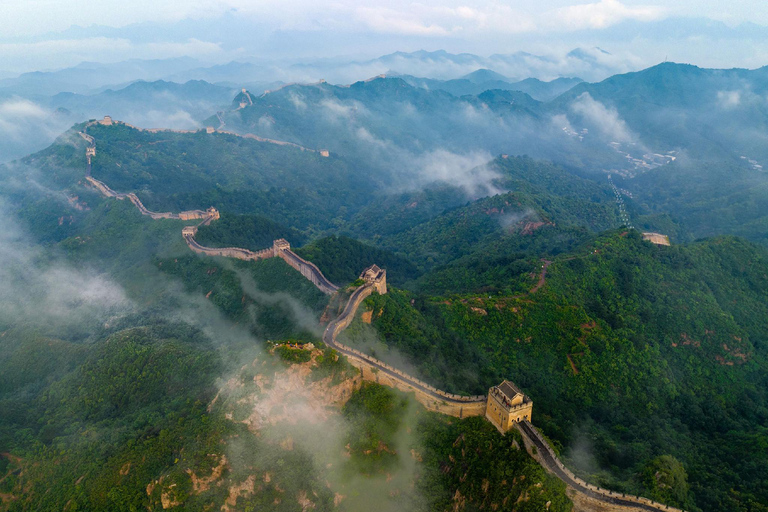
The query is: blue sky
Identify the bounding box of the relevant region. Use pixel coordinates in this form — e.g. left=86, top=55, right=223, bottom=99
left=1, top=0, right=767, bottom=73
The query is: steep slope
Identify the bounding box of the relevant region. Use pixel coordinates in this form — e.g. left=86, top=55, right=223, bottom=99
left=81, top=122, right=373, bottom=231
left=380, top=156, right=620, bottom=268
left=214, top=76, right=571, bottom=171
left=553, top=62, right=768, bottom=159
left=348, top=232, right=768, bottom=511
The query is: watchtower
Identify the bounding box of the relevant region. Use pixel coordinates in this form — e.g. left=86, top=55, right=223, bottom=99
left=360, top=264, right=387, bottom=295
left=206, top=207, right=220, bottom=220
left=273, top=238, right=291, bottom=256
left=485, top=380, right=533, bottom=433
left=100, top=115, right=113, bottom=125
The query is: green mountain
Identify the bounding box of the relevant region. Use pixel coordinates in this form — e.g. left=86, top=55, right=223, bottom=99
left=343, top=231, right=768, bottom=512
left=2, top=84, right=768, bottom=511
left=0, top=131, right=578, bottom=511
left=555, top=62, right=768, bottom=158
left=397, top=73, right=582, bottom=101
left=213, top=64, right=768, bottom=250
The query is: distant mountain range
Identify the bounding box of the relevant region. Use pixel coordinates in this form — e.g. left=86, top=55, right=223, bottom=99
left=46, top=80, right=239, bottom=130
left=2, top=58, right=768, bottom=246
left=395, top=70, right=582, bottom=102
left=216, top=61, right=768, bottom=166
left=0, top=48, right=629, bottom=98
left=212, top=62, right=768, bottom=245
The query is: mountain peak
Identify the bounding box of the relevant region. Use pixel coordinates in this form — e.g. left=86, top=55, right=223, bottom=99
left=461, top=69, right=509, bottom=84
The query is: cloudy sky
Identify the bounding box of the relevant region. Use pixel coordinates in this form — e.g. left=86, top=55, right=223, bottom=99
left=1, top=0, right=767, bottom=73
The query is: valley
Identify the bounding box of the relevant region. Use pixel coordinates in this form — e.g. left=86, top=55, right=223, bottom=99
left=1, top=55, right=767, bottom=512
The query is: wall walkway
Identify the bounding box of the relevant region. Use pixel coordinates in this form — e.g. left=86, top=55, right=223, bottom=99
left=322, top=284, right=487, bottom=417
left=518, top=421, right=686, bottom=512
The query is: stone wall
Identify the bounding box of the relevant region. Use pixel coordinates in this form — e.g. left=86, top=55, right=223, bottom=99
left=518, top=421, right=686, bottom=512
left=355, top=363, right=487, bottom=417
left=323, top=283, right=487, bottom=418
left=278, top=249, right=339, bottom=295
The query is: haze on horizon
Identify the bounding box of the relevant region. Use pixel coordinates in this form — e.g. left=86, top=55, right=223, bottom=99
left=1, top=0, right=768, bottom=77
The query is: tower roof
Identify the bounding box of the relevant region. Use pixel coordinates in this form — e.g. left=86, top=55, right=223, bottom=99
left=498, top=380, right=522, bottom=399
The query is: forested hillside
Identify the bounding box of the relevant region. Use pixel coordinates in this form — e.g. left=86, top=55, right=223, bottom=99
left=345, top=231, right=768, bottom=511
left=214, top=64, right=768, bottom=248
left=2, top=103, right=767, bottom=512
left=0, top=124, right=580, bottom=511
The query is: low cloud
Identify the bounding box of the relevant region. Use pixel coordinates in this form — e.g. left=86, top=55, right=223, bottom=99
left=139, top=109, right=201, bottom=129
left=289, top=92, right=308, bottom=111
left=0, top=199, right=133, bottom=334
left=570, top=92, right=635, bottom=143
left=499, top=208, right=538, bottom=232
left=0, top=98, right=65, bottom=140
left=717, top=90, right=742, bottom=108
left=0, top=98, right=76, bottom=162
left=414, top=149, right=500, bottom=198
left=320, top=98, right=365, bottom=121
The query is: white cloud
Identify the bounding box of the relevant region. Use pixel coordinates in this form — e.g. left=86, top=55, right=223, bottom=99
left=354, top=7, right=451, bottom=36
left=549, top=0, right=666, bottom=30
left=141, top=109, right=201, bottom=129
left=570, top=92, right=634, bottom=142
left=415, top=149, right=500, bottom=198
left=717, top=90, right=741, bottom=108
left=0, top=203, right=133, bottom=329
left=289, top=92, right=308, bottom=110
left=0, top=98, right=76, bottom=162
left=320, top=98, right=365, bottom=120
left=0, top=99, right=49, bottom=140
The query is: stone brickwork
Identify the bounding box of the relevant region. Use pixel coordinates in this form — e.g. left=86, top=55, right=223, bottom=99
left=359, top=264, right=387, bottom=295
left=322, top=283, right=488, bottom=418
left=485, top=381, right=533, bottom=433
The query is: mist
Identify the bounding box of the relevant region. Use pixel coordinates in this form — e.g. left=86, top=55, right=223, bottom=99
left=0, top=198, right=133, bottom=336
left=0, top=98, right=77, bottom=163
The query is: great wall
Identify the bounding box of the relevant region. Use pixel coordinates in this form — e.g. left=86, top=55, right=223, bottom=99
left=79, top=116, right=685, bottom=512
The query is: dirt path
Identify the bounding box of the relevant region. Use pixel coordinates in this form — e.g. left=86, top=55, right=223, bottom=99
left=530, top=259, right=552, bottom=294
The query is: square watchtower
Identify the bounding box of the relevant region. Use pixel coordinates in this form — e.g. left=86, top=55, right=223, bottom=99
left=486, top=380, right=533, bottom=433
left=360, top=264, right=387, bottom=294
